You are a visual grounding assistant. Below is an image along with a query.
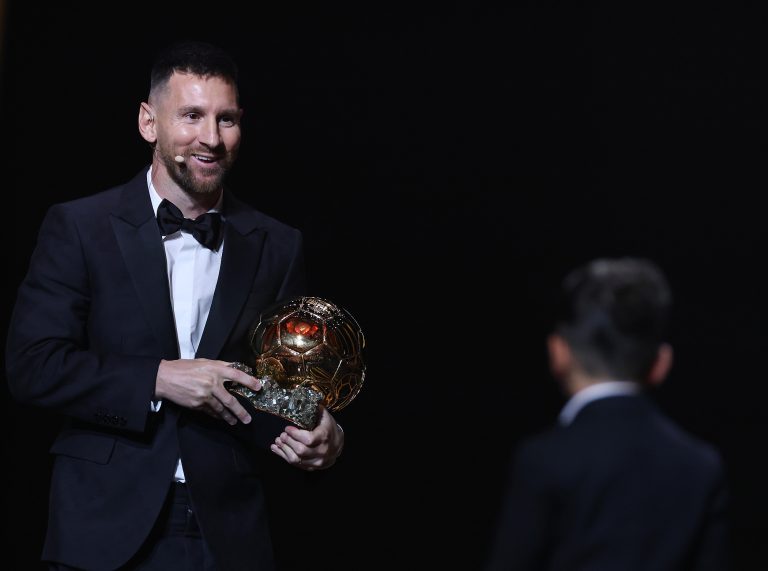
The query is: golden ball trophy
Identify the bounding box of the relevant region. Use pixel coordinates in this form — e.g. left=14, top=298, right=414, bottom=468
left=227, top=296, right=365, bottom=429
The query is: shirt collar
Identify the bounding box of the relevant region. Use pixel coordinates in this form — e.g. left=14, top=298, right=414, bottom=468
left=558, top=380, right=641, bottom=426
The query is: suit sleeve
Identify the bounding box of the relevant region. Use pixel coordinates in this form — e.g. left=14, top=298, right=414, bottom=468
left=5, top=204, right=159, bottom=433
left=485, top=441, right=555, bottom=571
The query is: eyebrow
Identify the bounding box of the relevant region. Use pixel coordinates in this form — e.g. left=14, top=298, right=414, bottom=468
left=177, top=105, right=241, bottom=117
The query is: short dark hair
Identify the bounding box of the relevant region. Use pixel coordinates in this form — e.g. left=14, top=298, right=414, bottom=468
left=149, top=40, right=239, bottom=100
left=555, top=257, right=672, bottom=382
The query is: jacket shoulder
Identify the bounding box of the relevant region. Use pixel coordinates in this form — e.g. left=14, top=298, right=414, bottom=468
left=223, top=191, right=303, bottom=239
left=46, top=169, right=148, bottom=218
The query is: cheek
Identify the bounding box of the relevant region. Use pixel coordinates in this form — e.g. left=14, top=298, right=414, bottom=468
left=224, top=128, right=242, bottom=150
left=173, top=125, right=199, bottom=144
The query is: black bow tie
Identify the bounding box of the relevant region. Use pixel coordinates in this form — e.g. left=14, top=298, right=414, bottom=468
left=156, top=199, right=223, bottom=250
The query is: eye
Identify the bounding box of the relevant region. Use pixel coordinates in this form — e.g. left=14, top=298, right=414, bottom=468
left=183, top=112, right=201, bottom=121
left=219, top=116, right=237, bottom=127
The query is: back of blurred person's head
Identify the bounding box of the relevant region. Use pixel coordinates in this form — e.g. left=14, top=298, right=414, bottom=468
left=553, top=257, right=672, bottom=385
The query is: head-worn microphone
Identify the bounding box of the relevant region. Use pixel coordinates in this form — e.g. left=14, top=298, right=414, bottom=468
left=174, top=155, right=185, bottom=163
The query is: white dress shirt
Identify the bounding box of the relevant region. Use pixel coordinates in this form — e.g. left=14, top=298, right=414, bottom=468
left=147, top=168, right=224, bottom=482
left=558, top=380, right=641, bottom=426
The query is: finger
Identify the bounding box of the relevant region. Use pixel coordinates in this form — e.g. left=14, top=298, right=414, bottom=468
left=212, top=386, right=252, bottom=424
left=205, top=394, right=239, bottom=425
left=221, top=363, right=263, bottom=392
left=276, top=431, right=309, bottom=454
left=271, top=440, right=305, bottom=468
left=274, top=434, right=308, bottom=463
left=314, top=407, right=336, bottom=432
left=214, top=400, right=240, bottom=426
left=285, top=406, right=332, bottom=441
left=270, top=443, right=289, bottom=462
left=216, top=407, right=238, bottom=426
left=281, top=423, right=340, bottom=467
left=283, top=425, right=317, bottom=446
left=232, top=374, right=262, bottom=392
left=201, top=401, right=237, bottom=426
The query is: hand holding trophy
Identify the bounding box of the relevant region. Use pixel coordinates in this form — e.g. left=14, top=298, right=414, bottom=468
left=227, top=296, right=366, bottom=429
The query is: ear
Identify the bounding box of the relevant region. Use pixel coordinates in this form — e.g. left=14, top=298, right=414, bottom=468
left=547, top=333, right=572, bottom=380
left=646, top=343, right=673, bottom=387
left=138, top=102, right=157, bottom=143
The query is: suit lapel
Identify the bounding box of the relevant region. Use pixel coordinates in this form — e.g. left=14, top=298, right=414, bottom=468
left=110, top=168, right=179, bottom=359
left=196, top=191, right=266, bottom=359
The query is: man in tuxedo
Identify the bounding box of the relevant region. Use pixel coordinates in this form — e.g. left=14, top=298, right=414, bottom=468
left=6, top=41, right=344, bottom=571
left=485, top=258, right=730, bottom=571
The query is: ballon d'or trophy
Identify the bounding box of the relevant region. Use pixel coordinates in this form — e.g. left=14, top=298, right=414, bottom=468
left=227, top=296, right=366, bottom=429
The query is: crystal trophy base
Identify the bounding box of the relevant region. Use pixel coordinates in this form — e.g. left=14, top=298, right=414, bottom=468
left=226, top=362, right=323, bottom=429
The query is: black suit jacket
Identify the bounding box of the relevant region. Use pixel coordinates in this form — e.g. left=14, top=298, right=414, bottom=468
left=485, top=394, right=730, bottom=571
left=6, top=167, right=307, bottom=571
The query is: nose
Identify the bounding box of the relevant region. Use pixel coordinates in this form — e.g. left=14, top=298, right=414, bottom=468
left=198, top=117, right=222, bottom=149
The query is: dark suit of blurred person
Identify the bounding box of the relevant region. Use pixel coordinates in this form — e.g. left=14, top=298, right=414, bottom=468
left=485, top=258, right=730, bottom=571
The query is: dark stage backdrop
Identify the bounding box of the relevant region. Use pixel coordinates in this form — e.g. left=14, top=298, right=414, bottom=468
left=2, top=2, right=766, bottom=569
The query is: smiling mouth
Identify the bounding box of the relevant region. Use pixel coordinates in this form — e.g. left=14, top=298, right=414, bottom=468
left=191, top=154, right=219, bottom=163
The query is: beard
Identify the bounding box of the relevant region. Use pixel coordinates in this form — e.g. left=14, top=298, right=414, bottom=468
left=158, top=144, right=237, bottom=196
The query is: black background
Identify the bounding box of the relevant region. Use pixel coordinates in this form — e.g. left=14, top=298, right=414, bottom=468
left=2, top=1, right=766, bottom=569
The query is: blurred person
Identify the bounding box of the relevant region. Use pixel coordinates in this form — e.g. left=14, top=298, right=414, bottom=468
left=485, top=257, right=730, bottom=571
